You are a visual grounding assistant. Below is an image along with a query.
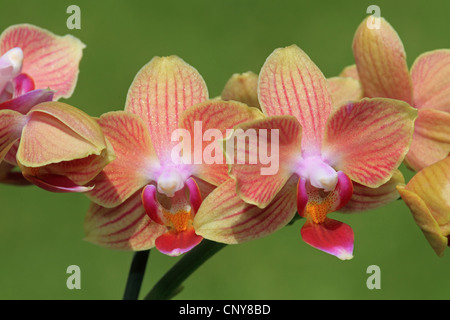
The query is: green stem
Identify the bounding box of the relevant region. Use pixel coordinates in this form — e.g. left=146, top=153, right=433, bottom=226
left=144, top=240, right=226, bottom=300
left=123, top=249, right=151, bottom=300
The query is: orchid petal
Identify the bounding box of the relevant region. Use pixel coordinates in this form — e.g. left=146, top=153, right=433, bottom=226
left=84, top=190, right=166, bottom=251
left=155, top=227, right=203, bottom=256
left=327, top=77, right=363, bottom=109
left=323, top=98, right=417, bottom=187
left=352, top=17, right=413, bottom=104
left=258, top=45, right=332, bottom=156
left=221, top=71, right=260, bottom=108
left=0, top=24, right=85, bottom=100
left=300, top=218, right=354, bottom=260
left=86, top=111, right=158, bottom=208
left=0, top=88, right=53, bottom=114
left=0, top=109, right=26, bottom=163
left=405, top=109, right=450, bottom=172
left=339, top=64, right=359, bottom=80
left=125, top=55, right=208, bottom=162
left=194, top=177, right=297, bottom=244
left=228, top=115, right=302, bottom=208
left=178, top=99, right=264, bottom=186
left=397, top=156, right=450, bottom=257
left=22, top=173, right=94, bottom=193
left=17, top=102, right=108, bottom=167
left=411, top=49, right=450, bottom=112
left=340, top=169, right=405, bottom=213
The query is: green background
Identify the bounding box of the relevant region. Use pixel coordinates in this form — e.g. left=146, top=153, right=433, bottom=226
left=1, top=0, right=449, bottom=300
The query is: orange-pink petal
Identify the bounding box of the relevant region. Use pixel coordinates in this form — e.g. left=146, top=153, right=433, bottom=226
left=323, top=98, right=417, bottom=187
left=86, top=111, right=159, bottom=208
left=84, top=190, right=166, bottom=251
left=178, top=99, right=263, bottom=186
left=352, top=17, right=413, bottom=104
left=0, top=109, right=26, bottom=163
left=327, top=77, right=363, bottom=110
left=221, top=71, right=260, bottom=108
left=228, top=115, right=302, bottom=208
left=258, top=45, right=332, bottom=156
left=405, top=108, right=450, bottom=172
left=125, top=55, right=208, bottom=162
left=193, top=177, right=298, bottom=244
left=0, top=24, right=85, bottom=100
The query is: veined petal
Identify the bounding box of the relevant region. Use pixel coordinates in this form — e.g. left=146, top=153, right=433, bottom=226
left=178, top=99, right=264, bottom=186
left=17, top=102, right=107, bottom=167
left=194, top=177, right=298, bottom=244
left=405, top=109, right=450, bottom=172
left=155, top=227, right=203, bottom=256
left=339, top=64, right=360, bottom=80
left=258, top=45, right=332, bottom=156
left=411, top=49, right=450, bottom=112
left=327, top=77, right=363, bottom=110
left=86, top=111, right=159, bottom=207
left=323, top=98, right=417, bottom=187
left=84, top=190, right=167, bottom=251
left=0, top=109, right=26, bottom=163
left=221, top=71, right=260, bottom=108
left=352, top=17, right=413, bottom=104
left=300, top=218, right=354, bottom=260
left=125, top=55, right=208, bottom=162
left=397, top=156, right=450, bottom=257
left=21, top=173, right=94, bottom=193
left=340, top=169, right=405, bottom=213
left=228, top=115, right=302, bottom=208
left=0, top=88, right=54, bottom=114
left=0, top=24, right=85, bottom=100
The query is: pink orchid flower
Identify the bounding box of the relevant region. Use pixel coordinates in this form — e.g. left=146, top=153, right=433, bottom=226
left=0, top=24, right=85, bottom=181
left=352, top=16, right=450, bottom=172
left=84, top=56, right=263, bottom=256
left=397, top=156, right=450, bottom=257
left=194, top=45, right=417, bottom=259
left=0, top=101, right=115, bottom=192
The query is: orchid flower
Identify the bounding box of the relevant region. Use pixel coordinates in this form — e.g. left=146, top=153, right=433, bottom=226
left=84, top=56, right=263, bottom=256
left=0, top=24, right=85, bottom=181
left=194, top=45, right=417, bottom=259
left=352, top=16, right=450, bottom=172
left=0, top=101, right=114, bottom=192
left=397, top=156, right=450, bottom=257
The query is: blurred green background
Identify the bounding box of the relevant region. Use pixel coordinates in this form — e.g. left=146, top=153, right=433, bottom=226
left=1, top=0, right=449, bottom=300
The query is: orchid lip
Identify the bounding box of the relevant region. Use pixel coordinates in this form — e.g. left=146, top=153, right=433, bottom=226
left=295, top=156, right=338, bottom=192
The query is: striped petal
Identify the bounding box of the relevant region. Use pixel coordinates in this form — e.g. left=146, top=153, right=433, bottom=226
left=0, top=109, right=26, bottom=163
left=411, top=49, right=450, bottom=112
left=194, top=177, right=298, bottom=244
left=339, top=64, right=360, bottom=80
left=0, top=24, right=85, bottom=100
left=84, top=190, right=166, bottom=251
left=258, top=45, right=332, bottom=156
left=340, top=169, right=405, bottom=213
left=0, top=88, right=54, bottom=114
left=17, top=102, right=108, bottom=167
left=86, top=111, right=159, bottom=208
left=323, top=98, right=417, bottom=187
left=405, top=109, right=450, bottom=172
left=327, top=77, right=363, bottom=109
left=397, top=156, right=450, bottom=257
left=228, top=115, right=302, bottom=208
left=300, top=218, right=354, bottom=260
left=125, top=56, right=208, bottom=162
left=221, top=71, right=260, bottom=108
left=352, top=17, right=413, bottom=104
left=178, top=99, right=264, bottom=186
